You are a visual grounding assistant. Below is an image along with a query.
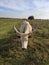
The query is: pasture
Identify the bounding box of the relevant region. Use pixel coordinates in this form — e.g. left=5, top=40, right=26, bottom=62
left=0, top=18, right=49, bottom=65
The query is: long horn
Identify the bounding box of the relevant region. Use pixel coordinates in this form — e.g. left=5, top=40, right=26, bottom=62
left=14, top=26, right=29, bottom=36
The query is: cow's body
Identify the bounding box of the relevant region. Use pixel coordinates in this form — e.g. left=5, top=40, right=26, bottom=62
left=20, top=20, right=32, bottom=49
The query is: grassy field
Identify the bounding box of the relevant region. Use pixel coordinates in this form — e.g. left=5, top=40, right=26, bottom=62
left=0, top=18, right=49, bottom=65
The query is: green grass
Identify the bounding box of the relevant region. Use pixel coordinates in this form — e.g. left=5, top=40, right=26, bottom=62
left=0, top=18, right=49, bottom=65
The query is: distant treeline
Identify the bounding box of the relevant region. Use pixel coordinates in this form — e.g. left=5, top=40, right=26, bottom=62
left=0, top=17, right=49, bottom=21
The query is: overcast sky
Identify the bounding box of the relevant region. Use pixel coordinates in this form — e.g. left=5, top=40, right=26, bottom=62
left=0, top=0, right=49, bottom=19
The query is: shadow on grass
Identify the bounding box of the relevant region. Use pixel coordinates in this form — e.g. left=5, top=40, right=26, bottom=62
left=0, top=30, right=21, bottom=57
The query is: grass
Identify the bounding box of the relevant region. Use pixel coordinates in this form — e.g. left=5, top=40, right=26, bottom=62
left=0, top=18, right=49, bottom=65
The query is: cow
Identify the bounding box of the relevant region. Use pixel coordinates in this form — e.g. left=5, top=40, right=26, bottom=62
left=14, top=20, right=32, bottom=50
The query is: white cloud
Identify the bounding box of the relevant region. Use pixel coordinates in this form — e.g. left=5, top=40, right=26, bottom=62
left=0, top=0, right=31, bottom=11
left=33, top=0, right=49, bottom=9
left=0, top=0, right=21, bottom=10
